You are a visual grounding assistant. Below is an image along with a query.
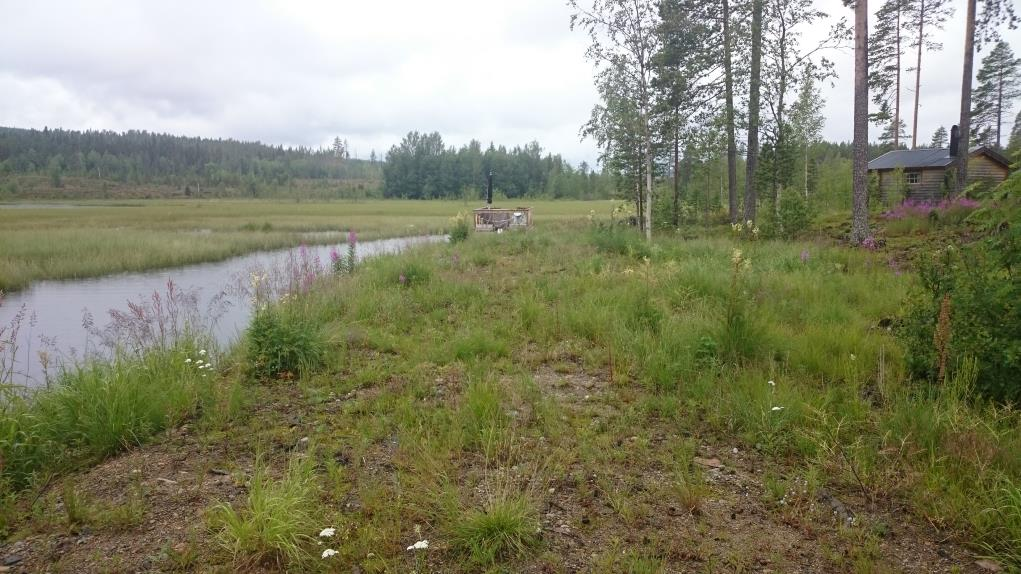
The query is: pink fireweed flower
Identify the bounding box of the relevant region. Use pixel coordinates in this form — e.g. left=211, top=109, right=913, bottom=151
left=348, top=230, right=357, bottom=245
left=800, top=249, right=810, bottom=263
left=330, top=248, right=340, bottom=263
left=399, top=273, right=407, bottom=285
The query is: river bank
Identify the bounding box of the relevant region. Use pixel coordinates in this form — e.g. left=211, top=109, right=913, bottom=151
left=0, top=199, right=611, bottom=291
left=1, top=222, right=1018, bottom=572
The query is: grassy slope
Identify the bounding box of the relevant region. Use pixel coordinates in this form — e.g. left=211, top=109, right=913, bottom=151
left=2, top=221, right=1018, bottom=572
left=0, top=199, right=610, bottom=291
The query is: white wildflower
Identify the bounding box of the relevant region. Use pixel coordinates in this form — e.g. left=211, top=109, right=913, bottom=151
left=771, top=406, right=784, bottom=412
left=199, top=349, right=207, bottom=356
left=319, top=527, right=336, bottom=538
left=407, top=540, right=429, bottom=551
left=767, top=380, right=775, bottom=387
left=321, top=548, right=338, bottom=559
left=185, top=358, right=192, bottom=364
left=850, top=353, right=857, bottom=361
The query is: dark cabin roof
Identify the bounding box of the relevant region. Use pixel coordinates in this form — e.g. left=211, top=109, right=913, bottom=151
left=868, top=146, right=1011, bottom=170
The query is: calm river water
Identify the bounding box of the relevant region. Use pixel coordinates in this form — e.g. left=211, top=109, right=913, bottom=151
left=0, top=235, right=445, bottom=387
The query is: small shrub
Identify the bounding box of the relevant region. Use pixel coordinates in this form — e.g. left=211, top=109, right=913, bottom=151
left=901, top=244, right=1021, bottom=402
left=247, top=308, right=325, bottom=379
left=589, top=226, right=652, bottom=260
left=449, top=212, right=471, bottom=244
left=777, top=192, right=812, bottom=239
left=208, top=457, right=318, bottom=568
left=450, top=495, right=540, bottom=567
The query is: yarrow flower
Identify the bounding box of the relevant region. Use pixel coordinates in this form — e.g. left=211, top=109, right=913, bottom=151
left=319, top=527, right=336, bottom=538
left=321, top=549, right=338, bottom=559
left=407, top=539, right=429, bottom=551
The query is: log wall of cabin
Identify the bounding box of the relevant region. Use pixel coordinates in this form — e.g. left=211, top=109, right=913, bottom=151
left=877, top=168, right=945, bottom=202
left=874, top=154, right=1008, bottom=202
left=967, top=154, right=1008, bottom=185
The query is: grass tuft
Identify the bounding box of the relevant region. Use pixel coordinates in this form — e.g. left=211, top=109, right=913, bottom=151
left=207, top=456, right=318, bottom=568
left=450, top=494, right=540, bottom=567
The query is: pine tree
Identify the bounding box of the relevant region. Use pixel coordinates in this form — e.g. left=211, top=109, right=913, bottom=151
left=956, top=0, right=1019, bottom=192
left=905, top=0, right=953, bottom=149
left=1007, top=108, right=1021, bottom=153
left=745, top=0, right=764, bottom=223
left=930, top=125, right=948, bottom=148
left=971, top=40, right=1021, bottom=149
left=879, top=118, right=908, bottom=147
left=869, top=0, right=908, bottom=148
left=851, top=0, right=870, bottom=245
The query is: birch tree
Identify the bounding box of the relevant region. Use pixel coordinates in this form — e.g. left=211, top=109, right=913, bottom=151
left=572, top=0, right=661, bottom=240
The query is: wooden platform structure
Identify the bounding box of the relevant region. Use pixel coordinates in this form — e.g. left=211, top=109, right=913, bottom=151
left=473, top=207, right=532, bottom=232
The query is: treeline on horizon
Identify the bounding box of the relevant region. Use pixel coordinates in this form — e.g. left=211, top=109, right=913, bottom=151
left=0, top=126, right=378, bottom=196
left=382, top=131, right=614, bottom=200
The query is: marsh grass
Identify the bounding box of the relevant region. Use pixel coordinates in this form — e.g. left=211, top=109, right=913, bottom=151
left=0, top=199, right=610, bottom=291
left=0, top=342, right=239, bottom=492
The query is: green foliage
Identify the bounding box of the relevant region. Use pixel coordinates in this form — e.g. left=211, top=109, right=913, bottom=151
left=247, top=307, right=325, bottom=380
left=382, top=131, right=611, bottom=199
left=777, top=191, right=813, bottom=239
left=588, top=225, right=652, bottom=259
left=976, top=480, right=1021, bottom=570
left=208, top=456, right=318, bottom=568
left=0, top=344, right=219, bottom=491
left=450, top=495, right=540, bottom=567
left=449, top=211, right=471, bottom=244
left=901, top=243, right=1021, bottom=402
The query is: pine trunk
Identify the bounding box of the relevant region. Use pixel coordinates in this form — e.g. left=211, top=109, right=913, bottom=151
left=644, top=132, right=653, bottom=241
left=895, top=3, right=902, bottom=148
left=996, top=69, right=1004, bottom=148
left=673, top=125, right=680, bottom=227
left=956, top=0, right=976, bottom=192
left=912, top=0, right=924, bottom=150
left=723, top=0, right=739, bottom=222
left=851, top=0, right=870, bottom=244
left=744, top=0, right=763, bottom=223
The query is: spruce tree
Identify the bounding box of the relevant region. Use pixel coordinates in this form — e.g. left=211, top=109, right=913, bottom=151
left=971, top=40, right=1021, bottom=149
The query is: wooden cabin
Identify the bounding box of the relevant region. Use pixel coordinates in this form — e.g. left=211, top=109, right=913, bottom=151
left=473, top=207, right=532, bottom=232
left=868, top=145, right=1011, bottom=202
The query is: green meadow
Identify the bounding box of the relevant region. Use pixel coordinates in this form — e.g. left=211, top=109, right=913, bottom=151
left=0, top=199, right=610, bottom=291
left=2, top=218, right=1018, bottom=572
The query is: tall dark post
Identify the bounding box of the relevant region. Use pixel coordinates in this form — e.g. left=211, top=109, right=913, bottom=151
left=486, top=171, right=493, bottom=205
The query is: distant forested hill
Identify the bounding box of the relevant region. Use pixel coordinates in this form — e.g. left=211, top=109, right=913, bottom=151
left=0, top=126, right=614, bottom=200
left=0, top=126, right=381, bottom=199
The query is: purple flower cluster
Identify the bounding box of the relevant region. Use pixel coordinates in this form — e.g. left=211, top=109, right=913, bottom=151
left=861, top=236, right=879, bottom=251
left=881, top=197, right=980, bottom=220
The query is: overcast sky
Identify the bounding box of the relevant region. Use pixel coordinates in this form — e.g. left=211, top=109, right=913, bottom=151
left=0, top=0, right=1018, bottom=166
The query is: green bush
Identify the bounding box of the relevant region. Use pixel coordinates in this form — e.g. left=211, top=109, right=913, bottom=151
left=247, top=308, right=325, bottom=379
left=901, top=244, right=1021, bottom=403
left=589, top=226, right=651, bottom=260
left=449, top=212, right=471, bottom=244
left=777, top=191, right=812, bottom=239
